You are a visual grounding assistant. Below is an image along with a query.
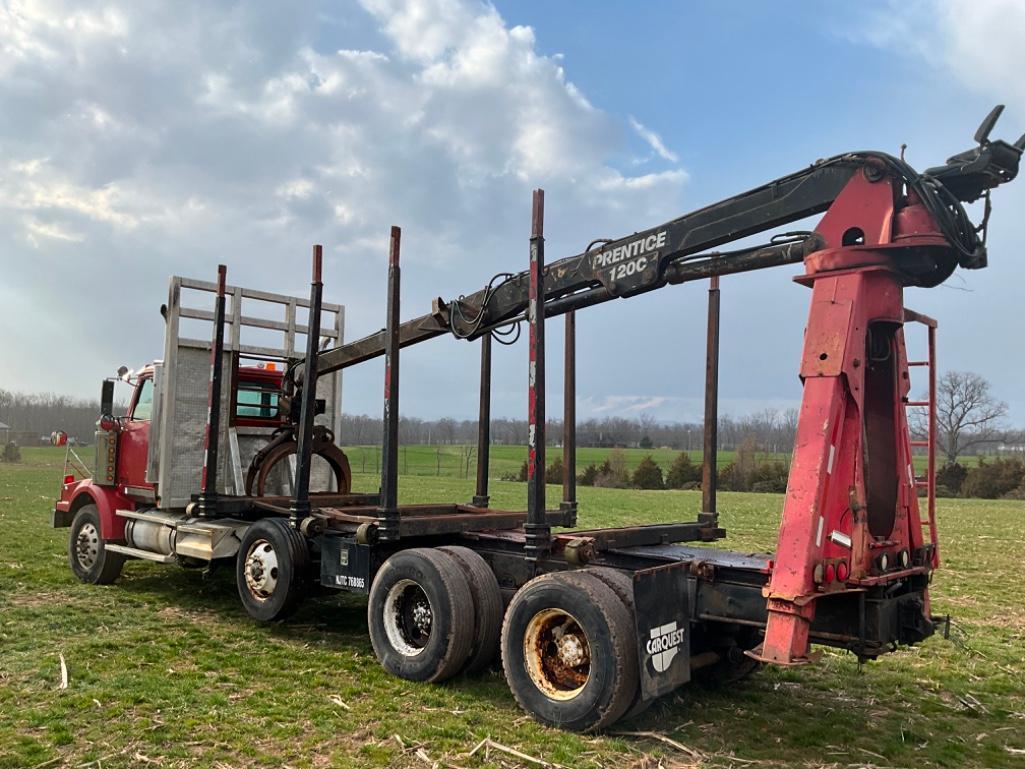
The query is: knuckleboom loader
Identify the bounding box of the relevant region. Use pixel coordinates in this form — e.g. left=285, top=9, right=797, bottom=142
left=54, top=108, right=1022, bottom=731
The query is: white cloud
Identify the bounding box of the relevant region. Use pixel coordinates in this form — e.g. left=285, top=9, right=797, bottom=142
left=852, top=0, right=1025, bottom=111
left=629, top=116, right=678, bottom=163
left=0, top=158, right=147, bottom=230
left=578, top=394, right=801, bottom=422
left=844, top=0, right=1025, bottom=422
left=584, top=395, right=676, bottom=415
left=0, top=0, right=688, bottom=413
left=24, top=216, right=84, bottom=246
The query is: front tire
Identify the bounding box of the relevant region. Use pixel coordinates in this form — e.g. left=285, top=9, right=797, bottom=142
left=501, top=570, right=639, bottom=732
left=68, top=504, right=125, bottom=584
left=236, top=518, right=310, bottom=622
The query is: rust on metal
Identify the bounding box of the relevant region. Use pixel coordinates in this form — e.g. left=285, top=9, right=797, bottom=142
left=525, top=188, right=549, bottom=560
left=524, top=607, right=590, bottom=698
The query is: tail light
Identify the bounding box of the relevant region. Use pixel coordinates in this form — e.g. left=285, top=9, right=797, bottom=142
left=63, top=474, right=75, bottom=485
left=814, top=561, right=838, bottom=585
left=836, top=560, right=849, bottom=582
left=99, top=415, right=116, bottom=431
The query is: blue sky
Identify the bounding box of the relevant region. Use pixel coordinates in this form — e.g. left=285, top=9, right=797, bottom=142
left=1, top=0, right=1022, bottom=424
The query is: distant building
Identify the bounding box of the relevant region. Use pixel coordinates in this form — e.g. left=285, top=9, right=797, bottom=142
left=0, top=422, right=8, bottom=442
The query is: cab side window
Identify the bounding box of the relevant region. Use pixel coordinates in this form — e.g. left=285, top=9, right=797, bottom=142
left=236, top=383, right=280, bottom=421
left=132, top=378, right=154, bottom=421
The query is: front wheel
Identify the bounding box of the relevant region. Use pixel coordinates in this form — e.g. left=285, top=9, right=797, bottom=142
left=68, top=504, right=125, bottom=584
left=236, top=518, right=310, bottom=622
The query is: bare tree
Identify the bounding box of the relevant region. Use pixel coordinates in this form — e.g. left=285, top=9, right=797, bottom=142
left=460, top=444, right=476, bottom=479
left=930, top=371, right=1008, bottom=463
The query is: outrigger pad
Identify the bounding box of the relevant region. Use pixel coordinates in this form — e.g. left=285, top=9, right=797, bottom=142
left=319, top=535, right=371, bottom=594
left=632, top=562, right=691, bottom=700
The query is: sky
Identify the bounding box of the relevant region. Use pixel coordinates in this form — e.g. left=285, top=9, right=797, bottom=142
left=1, top=0, right=1023, bottom=425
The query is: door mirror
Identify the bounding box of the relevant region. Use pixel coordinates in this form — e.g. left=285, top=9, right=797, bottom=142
left=100, top=379, right=115, bottom=417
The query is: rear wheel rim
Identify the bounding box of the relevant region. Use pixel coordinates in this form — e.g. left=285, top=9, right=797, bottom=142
left=74, top=522, right=100, bottom=570
left=243, top=539, right=279, bottom=600
left=524, top=608, right=591, bottom=700
left=383, top=578, right=433, bottom=656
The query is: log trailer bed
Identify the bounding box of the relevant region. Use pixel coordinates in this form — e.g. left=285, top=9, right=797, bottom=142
left=54, top=108, right=1022, bottom=731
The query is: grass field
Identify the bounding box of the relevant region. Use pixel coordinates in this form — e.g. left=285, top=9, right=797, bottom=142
left=2, top=447, right=1023, bottom=768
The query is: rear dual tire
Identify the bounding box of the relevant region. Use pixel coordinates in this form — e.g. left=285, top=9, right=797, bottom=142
left=368, top=548, right=476, bottom=682
left=501, top=570, right=639, bottom=732
left=438, top=546, right=503, bottom=674
left=584, top=567, right=653, bottom=721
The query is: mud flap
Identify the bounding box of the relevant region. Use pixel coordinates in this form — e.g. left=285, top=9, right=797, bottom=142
left=319, top=536, right=371, bottom=594
left=52, top=507, right=74, bottom=528
left=633, top=562, right=691, bottom=700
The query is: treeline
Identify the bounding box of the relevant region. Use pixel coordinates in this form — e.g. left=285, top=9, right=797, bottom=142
left=340, top=414, right=1024, bottom=457
left=5, top=383, right=1024, bottom=463
left=342, top=410, right=801, bottom=453
left=0, top=390, right=105, bottom=444
left=0, top=387, right=797, bottom=451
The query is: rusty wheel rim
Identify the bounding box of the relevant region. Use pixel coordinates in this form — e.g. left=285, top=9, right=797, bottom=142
left=523, top=608, right=591, bottom=700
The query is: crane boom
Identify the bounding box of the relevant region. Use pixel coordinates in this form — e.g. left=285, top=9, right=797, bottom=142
left=310, top=111, right=1022, bottom=379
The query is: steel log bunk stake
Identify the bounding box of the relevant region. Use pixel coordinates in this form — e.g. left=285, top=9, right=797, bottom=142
left=289, top=245, right=324, bottom=526
left=524, top=189, right=550, bottom=561
left=378, top=226, right=402, bottom=540
left=473, top=331, right=492, bottom=507
left=197, top=264, right=228, bottom=517
left=561, top=310, right=577, bottom=525
left=701, top=274, right=720, bottom=527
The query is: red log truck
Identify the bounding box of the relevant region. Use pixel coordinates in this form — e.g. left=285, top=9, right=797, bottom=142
left=54, top=108, right=1022, bottom=731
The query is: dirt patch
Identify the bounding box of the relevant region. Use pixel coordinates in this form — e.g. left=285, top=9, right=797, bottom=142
left=5, top=590, right=68, bottom=608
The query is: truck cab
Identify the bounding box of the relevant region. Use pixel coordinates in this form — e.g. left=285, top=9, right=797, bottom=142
left=52, top=274, right=345, bottom=583
left=54, top=362, right=287, bottom=532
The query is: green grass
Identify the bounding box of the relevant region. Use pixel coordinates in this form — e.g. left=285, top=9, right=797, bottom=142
left=2, top=447, right=1024, bottom=768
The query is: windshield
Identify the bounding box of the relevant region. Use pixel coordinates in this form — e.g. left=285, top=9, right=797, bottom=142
left=132, top=378, right=154, bottom=420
